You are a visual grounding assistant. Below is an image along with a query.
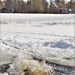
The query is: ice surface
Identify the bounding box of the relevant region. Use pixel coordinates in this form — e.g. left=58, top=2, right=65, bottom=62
left=0, top=14, right=75, bottom=67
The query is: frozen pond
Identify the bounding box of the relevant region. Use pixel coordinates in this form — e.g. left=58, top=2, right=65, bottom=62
left=0, top=14, right=75, bottom=75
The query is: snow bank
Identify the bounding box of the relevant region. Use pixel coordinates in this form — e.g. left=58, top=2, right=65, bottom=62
left=0, top=14, right=75, bottom=25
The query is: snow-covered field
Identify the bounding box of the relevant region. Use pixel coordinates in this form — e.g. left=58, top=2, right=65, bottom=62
left=0, top=14, right=75, bottom=75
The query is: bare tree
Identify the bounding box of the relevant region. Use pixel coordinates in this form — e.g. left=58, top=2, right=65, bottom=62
left=0, top=0, right=3, bottom=9
left=66, top=0, right=75, bottom=9
left=5, top=0, right=12, bottom=9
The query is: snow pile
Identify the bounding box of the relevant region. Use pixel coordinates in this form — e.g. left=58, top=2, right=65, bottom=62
left=50, top=39, right=74, bottom=49
left=12, top=53, right=54, bottom=75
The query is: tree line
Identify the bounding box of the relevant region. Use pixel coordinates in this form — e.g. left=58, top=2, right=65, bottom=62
left=0, top=0, right=75, bottom=13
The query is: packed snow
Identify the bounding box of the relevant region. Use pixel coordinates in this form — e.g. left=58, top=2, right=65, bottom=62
left=0, top=14, right=75, bottom=69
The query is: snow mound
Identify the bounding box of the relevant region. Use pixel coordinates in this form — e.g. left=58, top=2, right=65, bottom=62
left=50, top=40, right=74, bottom=49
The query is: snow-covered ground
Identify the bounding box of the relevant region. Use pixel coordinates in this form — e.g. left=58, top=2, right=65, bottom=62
left=0, top=14, right=75, bottom=68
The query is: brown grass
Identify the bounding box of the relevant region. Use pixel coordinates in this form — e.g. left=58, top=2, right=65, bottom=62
left=22, top=68, right=47, bottom=75
left=18, top=59, right=54, bottom=75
